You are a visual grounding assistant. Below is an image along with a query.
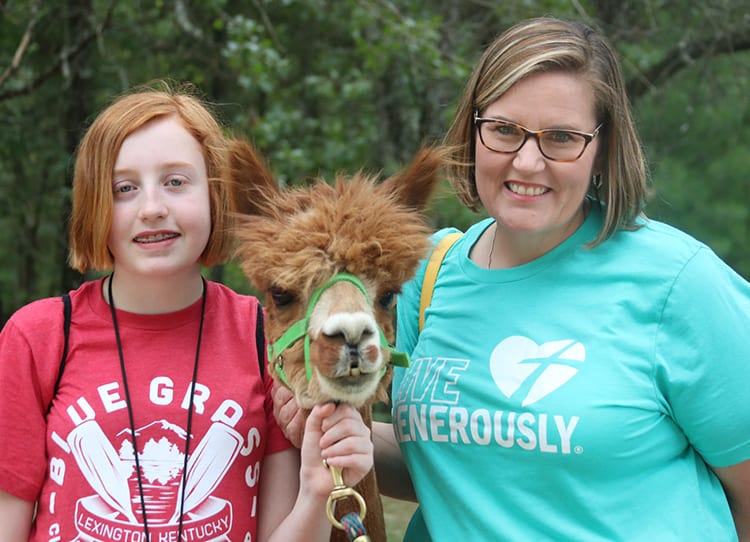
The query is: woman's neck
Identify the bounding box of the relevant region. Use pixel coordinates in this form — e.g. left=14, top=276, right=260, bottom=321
left=486, top=203, right=588, bottom=269
left=103, top=268, right=205, bottom=314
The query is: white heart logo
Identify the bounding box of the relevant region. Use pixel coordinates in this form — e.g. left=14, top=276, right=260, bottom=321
left=489, top=336, right=585, bottom=406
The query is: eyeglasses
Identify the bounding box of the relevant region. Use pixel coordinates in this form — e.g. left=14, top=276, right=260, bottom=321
left=474, top=111, right=603, bottom=162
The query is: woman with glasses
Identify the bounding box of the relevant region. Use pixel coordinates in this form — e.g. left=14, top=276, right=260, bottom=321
left=375, top=16, right=750, bottom=541
left=273, top=16, right=750, bottom=540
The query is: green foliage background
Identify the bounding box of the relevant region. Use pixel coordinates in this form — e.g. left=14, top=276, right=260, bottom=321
left=1, top=0, right=749, bottom=324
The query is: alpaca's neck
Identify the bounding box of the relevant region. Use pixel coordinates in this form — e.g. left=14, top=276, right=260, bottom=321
left=328, top=407, right=386, bottom=542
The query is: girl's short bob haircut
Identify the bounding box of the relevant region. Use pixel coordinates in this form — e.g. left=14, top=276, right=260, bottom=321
left=444, top=17, right=650, bottom=247
left=68, top=82, right=233, bottom=272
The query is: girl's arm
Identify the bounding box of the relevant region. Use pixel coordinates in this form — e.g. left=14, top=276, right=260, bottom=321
left=258, top=402, right=373, bottom=542
left=0, top=489, right=34, bottom=542
left=713, top=460, right=750, bottom=541
left=272, top=383, right=417, bottom=502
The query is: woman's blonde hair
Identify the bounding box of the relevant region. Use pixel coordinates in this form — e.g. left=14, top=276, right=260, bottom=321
left=444, top=17, right=649, bottom=246
left=68, top=82, right=234, bottom=272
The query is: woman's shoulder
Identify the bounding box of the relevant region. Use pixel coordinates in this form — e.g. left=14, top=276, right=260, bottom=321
left=639, top=217, right=703, bottom=245
left=613, top=218, right=746, bottom=285
left=430, top=225, right=464, bottom=244
left=429, top=218, right=492, bottom=245
left=614, top=217, right=707, bottom=261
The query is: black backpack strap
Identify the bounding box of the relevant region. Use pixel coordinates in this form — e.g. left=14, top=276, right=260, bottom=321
left=256, top=303, right=265, bottom=380
left=48, top=293, right=71, bottom=414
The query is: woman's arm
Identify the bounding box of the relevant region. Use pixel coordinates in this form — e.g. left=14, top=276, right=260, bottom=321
left=271, top=381, right=308, bottom=448
left=373, top=421, right=416, bottom=501
left=0, top=489, right=34, bottom=542
left=258, top=403, right=373, bottom=542
left=713, top=459, right=750, bottom=541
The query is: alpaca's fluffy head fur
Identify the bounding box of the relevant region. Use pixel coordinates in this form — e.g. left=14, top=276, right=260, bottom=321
left=232, top=142, right=445, bottom=408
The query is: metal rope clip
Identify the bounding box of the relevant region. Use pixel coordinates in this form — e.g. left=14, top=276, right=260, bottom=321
left=324, top=462, right=369, bottom=541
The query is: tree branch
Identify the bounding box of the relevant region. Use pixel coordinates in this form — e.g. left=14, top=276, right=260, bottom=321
left=627, top=25, right=750, bottom=99
left=0, top=1, right=116, bottom=102
left=0, top=8, right=40, bottom=89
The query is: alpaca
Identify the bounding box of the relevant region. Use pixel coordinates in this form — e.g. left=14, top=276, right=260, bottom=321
left=231, top=140, right=443, bottom=542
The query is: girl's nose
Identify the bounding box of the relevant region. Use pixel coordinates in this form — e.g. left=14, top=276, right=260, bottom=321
left=137, top=186, right=168, bottom=220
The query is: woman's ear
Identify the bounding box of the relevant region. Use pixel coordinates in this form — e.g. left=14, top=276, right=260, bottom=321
left=592, top=173, right=603, bottom=190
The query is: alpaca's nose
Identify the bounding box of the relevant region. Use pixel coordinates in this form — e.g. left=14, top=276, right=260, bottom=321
left=346, top=345, right=362, bottom=377
left=347, top=343, right=360, bottom=361
left=323, top=312, right=377, bottom=346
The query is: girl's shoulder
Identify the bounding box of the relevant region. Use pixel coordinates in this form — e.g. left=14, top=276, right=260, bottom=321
left=5, top=296, right=64, bottom=334
left=206, top=280, right=260, bottom=305
left=3, top=279, right=103, bottom=336
left=205, top=280, right=263, bottom=324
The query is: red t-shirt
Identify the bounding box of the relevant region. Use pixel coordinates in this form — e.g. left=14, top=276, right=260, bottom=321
left=0, top=278, right=290, bottom=541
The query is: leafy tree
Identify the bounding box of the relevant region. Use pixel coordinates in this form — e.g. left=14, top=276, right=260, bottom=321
left=1, top=0, right=748, bottom=324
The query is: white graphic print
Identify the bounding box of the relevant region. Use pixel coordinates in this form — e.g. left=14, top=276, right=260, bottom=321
left=490, top=336, right=585, bottom=406
left=67, top=417, right=241, bottom=541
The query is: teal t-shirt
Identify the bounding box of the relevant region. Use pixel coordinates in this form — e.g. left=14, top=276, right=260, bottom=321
left=392, top=203, right=750, bottom=541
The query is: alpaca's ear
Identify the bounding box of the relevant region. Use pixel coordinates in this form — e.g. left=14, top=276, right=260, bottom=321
left=380, top=146, right=447, bottom=211
left=228, top=139, right=280, bottom=216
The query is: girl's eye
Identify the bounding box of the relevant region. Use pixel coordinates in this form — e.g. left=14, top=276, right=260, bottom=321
left=167, top=177, right=184, bottom=187
left=114, top=184, right=134, bottom=194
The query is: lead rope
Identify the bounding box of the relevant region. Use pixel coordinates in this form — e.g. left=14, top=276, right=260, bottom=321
left=340, top=513, right=369, bottom=541
left=324, top=463, right=370, bottom=542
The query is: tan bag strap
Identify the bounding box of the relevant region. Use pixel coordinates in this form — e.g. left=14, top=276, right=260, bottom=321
left=419, top=232, right=462, bottom=332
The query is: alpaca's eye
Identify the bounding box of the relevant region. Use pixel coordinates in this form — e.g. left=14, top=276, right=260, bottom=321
left=377, top=291, right=397, bottom=310
left=269, top=288, right=295, bottom=308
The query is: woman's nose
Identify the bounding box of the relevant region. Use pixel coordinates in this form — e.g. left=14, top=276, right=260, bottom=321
left=512, top=136, right=546, bottom=173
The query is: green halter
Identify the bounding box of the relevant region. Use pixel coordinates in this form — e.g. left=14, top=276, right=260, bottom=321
left=268, top=272, right=410, bottom=388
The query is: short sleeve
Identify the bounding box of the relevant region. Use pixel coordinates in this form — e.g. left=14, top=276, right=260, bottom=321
left=0, top=298, right=64, bottom=500
left=655, top=246, right=750, bottom=467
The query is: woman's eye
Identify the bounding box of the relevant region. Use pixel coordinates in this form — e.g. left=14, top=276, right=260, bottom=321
left=495, top=123, right=519, bottom=137
left=547, top=131, right=574, bottom=144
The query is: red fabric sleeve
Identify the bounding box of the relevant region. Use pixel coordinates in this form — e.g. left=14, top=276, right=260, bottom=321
left=0, top=297, right=65, bottom=501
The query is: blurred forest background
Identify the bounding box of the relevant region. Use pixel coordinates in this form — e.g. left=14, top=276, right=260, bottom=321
left=1, top=0, right=749, bottom=325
